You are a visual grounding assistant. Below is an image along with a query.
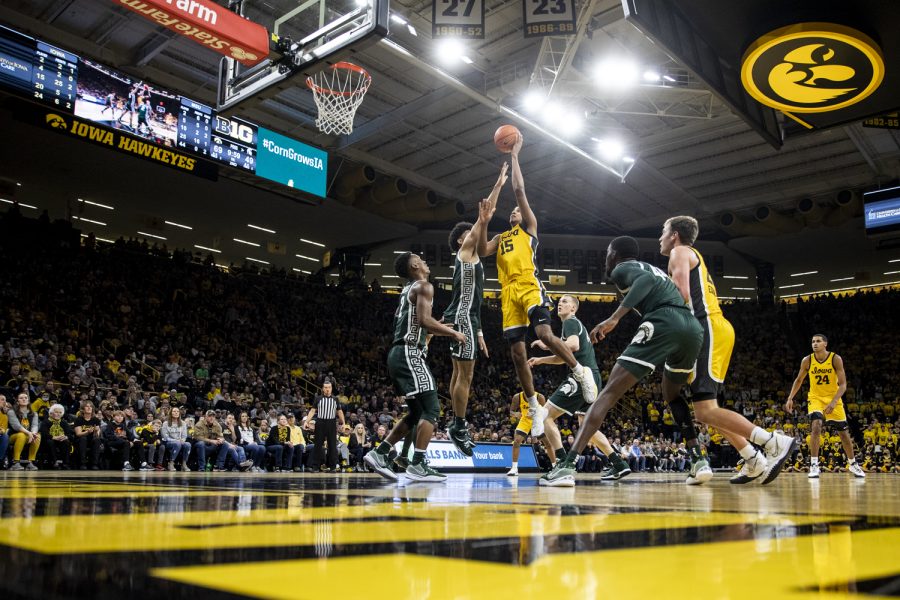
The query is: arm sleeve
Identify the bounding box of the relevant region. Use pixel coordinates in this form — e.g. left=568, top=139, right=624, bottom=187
left=7, top=410, right=25, bottom=434
left=617, top=270, right=656, bottom=310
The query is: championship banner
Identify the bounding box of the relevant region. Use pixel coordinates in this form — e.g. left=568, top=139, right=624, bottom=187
left=522, top=0, right=576, bottom=38
left=432, top=0, right=485, bottom=39
left=113, top=0, right=270, bottom=66
left=12, top=99, right=218, bottom=180
left=394, top=440, right=539, bottom=471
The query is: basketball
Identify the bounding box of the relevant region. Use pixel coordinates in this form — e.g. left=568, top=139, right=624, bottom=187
left=494, top=124, right=520, bottom=153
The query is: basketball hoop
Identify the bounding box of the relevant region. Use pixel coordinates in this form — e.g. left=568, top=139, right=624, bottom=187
left=306, top=62, right=372, bottom=135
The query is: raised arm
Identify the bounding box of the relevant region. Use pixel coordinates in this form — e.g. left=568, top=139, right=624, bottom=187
left=476, top=199, right=501, bottom=257
left=510, top=135, right=537, bottom=236
left=467, top=163, right=508, bottom=261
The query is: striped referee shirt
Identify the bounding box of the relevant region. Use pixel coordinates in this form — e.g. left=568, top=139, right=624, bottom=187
left=315, top=395, right=339, bottom=420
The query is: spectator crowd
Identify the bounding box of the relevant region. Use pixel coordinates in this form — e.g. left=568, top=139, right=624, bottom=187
left=0, top=208, right=898, bottom=475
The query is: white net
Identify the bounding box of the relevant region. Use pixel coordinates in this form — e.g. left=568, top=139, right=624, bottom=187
left=306, top=62, right=372, bottom=135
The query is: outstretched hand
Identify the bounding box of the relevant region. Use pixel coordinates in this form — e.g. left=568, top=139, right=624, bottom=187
left=511, top=132, right=523, bottom=156
left=495, top=162, right=509, bottom=189
left=590, top=318, right=618, bottom=343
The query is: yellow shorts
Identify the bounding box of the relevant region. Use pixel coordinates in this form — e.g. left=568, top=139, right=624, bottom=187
left=515, top=416, right=532, bottom=435
left=691, top=315, right=735, bottom=397
left=501, top=278, right=550, bottom=334
left=809, top=396, right=847, bottom=421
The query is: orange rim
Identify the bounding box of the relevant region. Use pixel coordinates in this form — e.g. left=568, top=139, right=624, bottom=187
left=306, top=61, right=371, bottom=97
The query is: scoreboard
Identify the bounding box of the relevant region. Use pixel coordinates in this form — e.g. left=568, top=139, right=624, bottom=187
left=0, top=24, right=325, bottom=197
left=0, top=25, right=77, bottom=112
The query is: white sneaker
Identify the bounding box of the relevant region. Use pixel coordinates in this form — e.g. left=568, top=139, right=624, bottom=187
left=573, top=364, right=598, bottom=403
left=530, top=405, right=548, bottom=437
left=808, top=463, right=820, bottom=479
left=507, top=466, right=519, bottom=476
left=122, top=462, right=134, bottom=471
left=760, top=432, right=796, bottom=485
left=848, top=462, right=866, bottom=479
left=730, top=452, right=767, bottom=484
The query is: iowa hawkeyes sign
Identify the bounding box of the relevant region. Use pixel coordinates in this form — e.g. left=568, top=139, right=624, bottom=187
left=741, top=23, right=885, bottom=114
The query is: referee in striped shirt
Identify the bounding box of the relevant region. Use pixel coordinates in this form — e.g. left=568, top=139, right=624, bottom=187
left=305, top=380, right=344, bottom=472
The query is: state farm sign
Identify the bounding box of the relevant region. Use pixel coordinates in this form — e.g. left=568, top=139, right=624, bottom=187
left=116, top=0, right=269, bottom=66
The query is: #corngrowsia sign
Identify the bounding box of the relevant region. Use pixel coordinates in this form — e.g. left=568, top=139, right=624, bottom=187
left=115, top=0, right=269, bottom=66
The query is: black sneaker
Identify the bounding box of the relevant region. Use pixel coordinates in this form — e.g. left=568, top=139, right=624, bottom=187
left=448, top=422, right=476, bottom=457
left=600, top=457, right=632, bottom=481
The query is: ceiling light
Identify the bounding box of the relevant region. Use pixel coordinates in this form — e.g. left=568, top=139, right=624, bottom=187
left=329, top=273, right=340, bottom=277
left=558, top=114, right=582, bottom=137
left=830, top=277, right=854, bottom=282
left=16, top=182, right=21, bottom=186
left=544, top=268, right=570, bottom=272
left=522, top=90, right=547, bottom=113
left=233, top=238, right=260, bottom=247
left=643, top=70, right=660, bottom=82
left=73, top=216, right=106, bottom=226
left=597, top=139, right=624, bottom=161
left=137, top=231, right=167, bottom=240
left=722, top=275, right=748, bottom=280
left=246, top=257, right=270, bottom=265
left=460, top=55, right=473, bottom=64
left=247, top=224, right=276, bottom=234
left=296, top=254, right=319, bottom=262
left=587, top=281, right=593, bottom=285
left=663, top=74, right=676, bottom=82
left=364, top=262, right=382, bottom=266
left=78, top=198, right=114, bottom=210
left=393, top=250, right=407, bottom=254
left=885, top=270, right=900, bottom=275
left=890, top=258, right=900, bottom=263
left=194, top=244, right=221, bottom=254
left=436, top=38, right=464, bottom=65
left=80, top=233, right=115, bottom=243
left=593, top=59, right=639, bottom=88
left=300, top=238, right=325, bottom=247
left=434, top=276, right=452, bottom=280
left=165, top=220, right=192, bottom=230
left=293, top=268, right=312, bottom=274
left=790, top=271, right=818, bottom=277
left=390, top=13, right=407, bottom=25
left=623, top=156, right=635, bottom=164
left=354, top=0, right=367, bottom=6
left=407, top=24, right=417, bottom=36
left=486, top=278, right=499, bottom=282
left=778, top=283, right=803, bottom=289
left=383, top=275, right=400, bottom=279
left=732, top=287, right=754, bottom=291
left=1, top=199, right=37, bottom=209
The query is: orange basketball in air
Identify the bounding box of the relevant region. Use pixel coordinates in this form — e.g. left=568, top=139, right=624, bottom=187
left=494, top=124, right=521, bottom=153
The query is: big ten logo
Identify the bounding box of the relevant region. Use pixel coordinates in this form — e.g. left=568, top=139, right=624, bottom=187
left=214, top=116, right=254, bottom=144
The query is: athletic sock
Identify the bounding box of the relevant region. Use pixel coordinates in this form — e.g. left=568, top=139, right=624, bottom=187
left=510, top=461, right=518, bottom=469
left=810, top=456, right=819, bottom=466
left=554, top=447, right=564, bottom=459
left=376, top=441, right=392, bottom=456
left=453, top=416, right=466, bottom=429
left=565, top=449, right=579, bottom=464
left=750, top=426, right=774, bottom=448
left=412, top=449, right=426, bottom=465
left=738, top=445, right=757, bottom=461
left=848, top=458, right=857, bottom=465
left=571, top=363, right=584, bottom=377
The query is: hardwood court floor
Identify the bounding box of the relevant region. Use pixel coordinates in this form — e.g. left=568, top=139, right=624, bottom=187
left=0, top=471, right=898, bottom=599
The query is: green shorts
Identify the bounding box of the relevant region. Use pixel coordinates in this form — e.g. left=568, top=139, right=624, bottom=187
left=617, top=307, right=703, bottom=383
left=387, top=345, right=436, bottom=396
left=448, top=315, right=480, bottom=361
left=547, top=368, right=602, bottom=415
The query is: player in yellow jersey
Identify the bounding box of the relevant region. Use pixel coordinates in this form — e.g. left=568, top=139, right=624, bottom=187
left=478, top=134, right=598, bottom=439
left=661, top=216, right=795, bottom=485
left=507, top=392, right=554, bottom=475
left=785, top=334, right=865, bottom=479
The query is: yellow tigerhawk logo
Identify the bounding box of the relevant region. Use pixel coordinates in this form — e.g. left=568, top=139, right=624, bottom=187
left=230, top=47, right=258, bottom=61
left=46, top=113, right=68, bottom=130
left=741, top=23, right=884, bottom=114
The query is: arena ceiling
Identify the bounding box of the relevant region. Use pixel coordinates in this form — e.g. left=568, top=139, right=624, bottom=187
left=1, top=0, right=900, bottom=286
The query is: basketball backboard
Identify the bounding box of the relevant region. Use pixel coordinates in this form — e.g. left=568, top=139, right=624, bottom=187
left=216, top=0, right=388, bottom=113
